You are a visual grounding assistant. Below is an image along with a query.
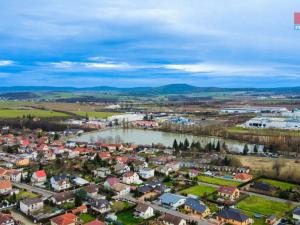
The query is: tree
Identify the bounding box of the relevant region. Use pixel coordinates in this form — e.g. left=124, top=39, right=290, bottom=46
left=183, top=138, right=190, bottom=150
left=173, top=139, right=179, bottom=151
left=253, top=145, right=258, bottom=153
left=75, top=188, right=87, bottom=206
left=178, top=141, right=184, bottom=150
left=195, top=141, right=202, bottom=151
left=243, top=144, right=249, bottom=155
left=54, top=132, right=60, bottom=140
left=215, top=140, right=221, bottom=152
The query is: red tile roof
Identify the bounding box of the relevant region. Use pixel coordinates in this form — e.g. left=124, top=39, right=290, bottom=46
left=218, top=186, right=238, bottom=195
left=35, top=170, right=46, bottom=178
left=51, top=213, right=78, bottom=225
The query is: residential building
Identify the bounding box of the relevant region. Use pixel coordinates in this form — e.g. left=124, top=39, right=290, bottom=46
left=233, top=173, right=253, bottom=182
left=293, top=206, right=300, bottom=221
left=50, top=175, right=71, bottom=191
left=89, top=198, right=111, bottom=214
left=31, top=170, right=47, bottom=184
left=216, top=208, right=251, bottom=225
left=93, top=167, right=111, bottom=178
left=161, top=213, right=187, bottom=225
left=20, top=198, right=44, bottom=215
left=0, top=213, right=17, bottom=225
left=51, top=213, right=79, bottom=225
left=139, top=168, right=155, bottom=179
left=159, top=193, right=186, bottom=209
left=0, top=180, right=12, bottom=194
left=122, top=172, right=142, bottom=184
left=217, top=186, right=240, bottom=201
left=51, top=191, right=75, bottom=205
left=134, top=203, right=154, bottom=219
left=184, top=198, right=210, bottom=218
left=111, top=183, right=131, bottom=196
left=84, top=184, right=99, bottom=197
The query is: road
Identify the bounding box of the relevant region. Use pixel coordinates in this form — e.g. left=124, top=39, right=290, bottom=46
left=116, top=194, right=213, bottom=225
left=13, top=182, right=54, bottom=200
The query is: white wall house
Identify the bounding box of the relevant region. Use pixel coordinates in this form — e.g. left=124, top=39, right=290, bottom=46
left=20, top=198, right=44, bottom=215
left=139, top=168, right=155, bottom=179
left=122, top=172, right=142, bottom=184
left=135, top=203, right=154, bottom=219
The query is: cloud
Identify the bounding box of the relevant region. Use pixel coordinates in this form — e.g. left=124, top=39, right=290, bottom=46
left=0, top=60, right=13, bottom=66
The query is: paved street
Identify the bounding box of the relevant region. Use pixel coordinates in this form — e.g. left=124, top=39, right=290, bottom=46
left=116, top=194, right=213, bottom=225
left=13, top=182, right=54, bottom=199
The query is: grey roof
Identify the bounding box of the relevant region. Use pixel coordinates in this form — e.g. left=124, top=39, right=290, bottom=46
left=217, top=209, right=249, bottom=222
left=294, top=206, right=300, bottom=216
left=159, top=193, right=185, bottom=205
left=21, top=198, right=43, bottom=206
left=185, top=198, right=207, bottom=213
left=162, top=213, right=185, bottom=225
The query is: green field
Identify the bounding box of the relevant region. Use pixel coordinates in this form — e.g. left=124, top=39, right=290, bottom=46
left=227, top=126, right=300, bottom=137
left=79, top=213, right=96, bottom=224
left=0, top=109, right=69, bottom=118
left=16, top=190, right=39, bottom=201
left=237, top=196, right=296, bottom=217
left=71, top=111, right=121, bottom=118
left=179, top=185, right=217, bottom=197
left=197, top=175, right=241, bottom=186
left=117, top=209, right=144, bottom=225
left=258, top=178, right=297, bottom=190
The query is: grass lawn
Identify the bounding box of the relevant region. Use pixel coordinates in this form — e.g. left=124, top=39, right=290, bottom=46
left=197, top=175, right=241, bottom=186
left=179, top=185, right=217, bottom=197
left=237, top=196, right=296, bottom=217
left=241, top=210, right=267, bottom=225
left=16, top=190, right=39, bottom=201
left=117, top=209, right=143, bottom=225
left=79, top=213, right=96, bottom=224
left=71, top=111, right=121, bottom=118
left=227, top=126, right=300, bottom=137
left=0, top=109, right=68, bottom=118
left=258, top=178, right=297, bottom=190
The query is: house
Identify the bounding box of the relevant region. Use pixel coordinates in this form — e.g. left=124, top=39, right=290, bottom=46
left=161, top=213, right=187, bottom=225
left=0, top=180, right=12, bottom=194
left=0, top=212, right=17, bottom=225
left=85, top=220, right=105, bottom=225
left=233, top=173, right=253, bottom=182
left=50, top=175, right=71, bottom=191
left=5, top=170, right=22, bottom=182
left=139, top=168, right=155, bottom=179
left=266, top=215, right=277, bottom=224
left=216, top=208, right=251, bottom=225
left=93, top=167, right=111, bottom=178
left=293, top=206, right=300, bottom=221
left=51, top=191, right=75, bottom=205
left=104, top=177, right=120, bottom=190
left=31, top=170, right=47, bottom=184
left=135, top=203, right=154, bottom=219
left=72, top=177, right=89, bottom=186
left=84, top=184, right=99, bottom=197
left=111, top=183, right=131, bottom=196
left=20, top=198, right=44, bottom=215
left=114, top=163, right=130, bottom=174
left=184, top=198, right=210, bottom=218
left=218, top=186, right=240, bottom=201
left=51, top=213, right=79, bottom=225
left=122, top=172, right=142, bottom=184
left=89, top=198, right=111, bottom=214
left=98, top=152, right=111, bottom=161
left=71, top=204, right=88, bottom=214
left=188, top=169, right=200, bottom=178
left=159, top=193, right=186, bottom=209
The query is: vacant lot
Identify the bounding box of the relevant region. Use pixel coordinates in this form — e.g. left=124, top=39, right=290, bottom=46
left=258, top=178, right=297, bottom=190
left=238, top=156, right=300, bottom=180
left=179, top=185, right=217, bottom=197
left=71, top=111, right=120, bottom=118
left=0, top=109, right=68, bottom=118
left=117, top=209, right=143, bottom=225
left=79, top=213, right=96, bottom=223
left=197, top=175, right=241, bottom=186
left=227, top=126, right=300, bottom=137
left=237, top=196, right=296, bottom=217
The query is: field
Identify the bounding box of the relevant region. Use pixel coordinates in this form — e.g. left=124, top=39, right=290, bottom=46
left=238, top=156, right=300, bottom=180
left=117, top=209, right=144, bottom=225
left=258, top=178, right=297, bottom=190
left=227, top=126, right=300, bottom=137
left=71, top=111, right=121, bottom=118
left=179, top=185, right=217, bottom=197
left=16, top=190, right=39, bottom=201
left=0, top=109, right=69, bottom=118
left=79, top=213, right=96, bottom=223
left=237, top=196, right=296, bottom=217
left=197, top=175, right=241, bottom=186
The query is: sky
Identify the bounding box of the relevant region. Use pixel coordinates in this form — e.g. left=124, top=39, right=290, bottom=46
left=0, top=0, right=300, bottom=87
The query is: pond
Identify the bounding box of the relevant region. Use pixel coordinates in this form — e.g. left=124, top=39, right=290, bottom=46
left=71, top=128, right=263, bottom=153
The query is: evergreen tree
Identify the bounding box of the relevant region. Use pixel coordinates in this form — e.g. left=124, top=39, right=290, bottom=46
left=196, top=141, right=202, bottom=151
left=173, top=139, right=179, bottom=150
left=253, top=145, right=258, bottom=153
left=184, top=138, right=190, bottom=150
left=215, top=140, right=221, bottom=152
left=243, top=144, right=249, bottom=155
left=178, top=141, right=184, bottom=150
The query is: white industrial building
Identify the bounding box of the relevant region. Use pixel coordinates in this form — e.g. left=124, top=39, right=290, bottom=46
left=108, top=113, right=145, bottom=122
left=220, top=107, right=288, bottom=114
left=243, top=117, right=300, bottom=130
